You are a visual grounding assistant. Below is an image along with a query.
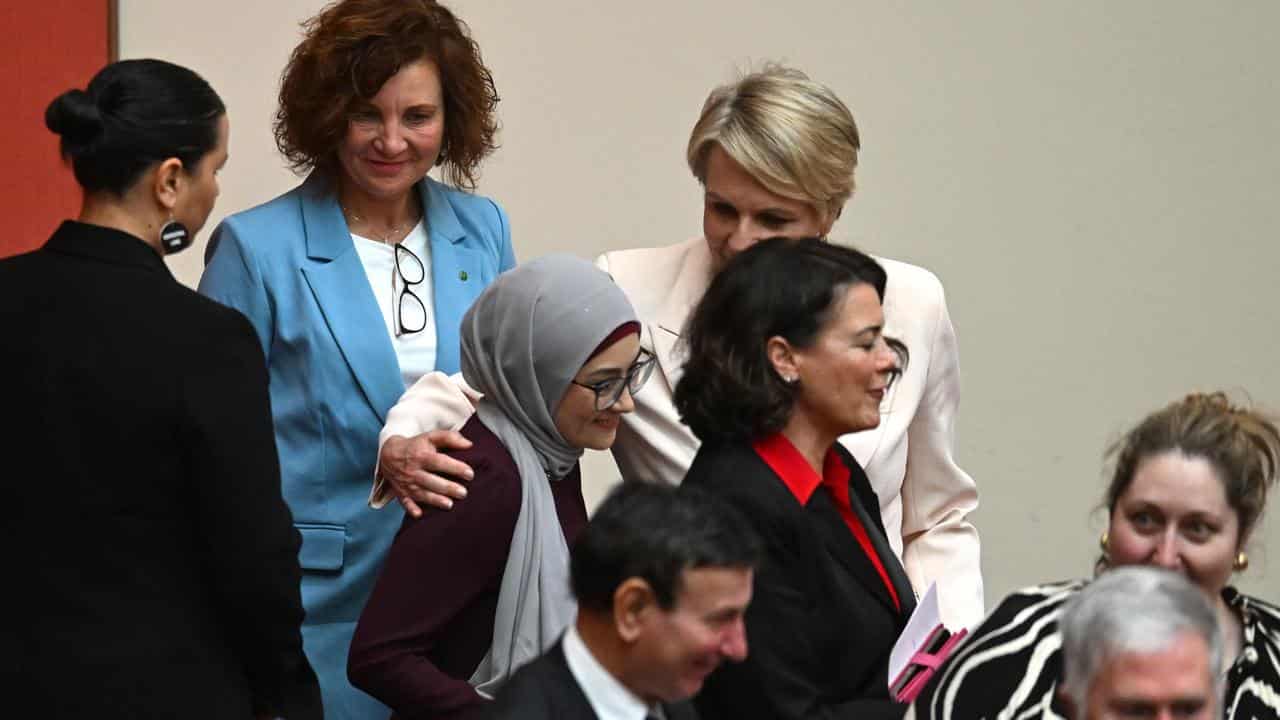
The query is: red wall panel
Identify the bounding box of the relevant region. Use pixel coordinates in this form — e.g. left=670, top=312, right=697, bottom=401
left=0, top=2, right=111, bottom=258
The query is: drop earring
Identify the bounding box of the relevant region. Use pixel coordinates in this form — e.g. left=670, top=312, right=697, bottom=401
left=159, top=215, right=191, bottom=255
left=1234, top=551, right=1249, bottom=572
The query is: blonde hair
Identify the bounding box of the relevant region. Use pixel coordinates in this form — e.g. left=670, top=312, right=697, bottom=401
left=1106, top=392, right=1280, bottom=543
left=686, top=65, right=860, bottom=222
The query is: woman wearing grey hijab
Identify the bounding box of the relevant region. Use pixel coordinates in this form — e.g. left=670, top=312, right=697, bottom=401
left=348, top=255, right=655, bottom=718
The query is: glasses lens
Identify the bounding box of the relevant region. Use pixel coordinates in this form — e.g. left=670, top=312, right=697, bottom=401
left=592, top=378, right=624, bottom=411
left=395, top=244, right=425, bottom=284
left=398, top=286, right=428, bottom=335
left=628, top=355, right=656, bottom=395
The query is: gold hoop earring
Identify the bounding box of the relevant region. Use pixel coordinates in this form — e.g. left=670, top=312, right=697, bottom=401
left=1234, top=551, right=1249, bottom=572
left=1099, top=532, right=1109, bottom=553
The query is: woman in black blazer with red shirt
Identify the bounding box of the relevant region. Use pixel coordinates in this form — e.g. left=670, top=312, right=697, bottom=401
left=675, top=238, right=915, bottom=720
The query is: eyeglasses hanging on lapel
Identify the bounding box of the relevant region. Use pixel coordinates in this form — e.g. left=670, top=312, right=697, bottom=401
left=393, top=242, right=427, bottom=337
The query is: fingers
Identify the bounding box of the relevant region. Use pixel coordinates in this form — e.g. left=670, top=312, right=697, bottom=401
left=414, top=471, right=468, bottom=502
left=426, top=428, right=474, bottom=451
left=419, top=491, right=458, bottom=512
left=392, top=469, right=467, bottom=514
left=417, top=451, right=474, bottom=482
left=398, top=494, right=424, bottom=519
left=397, top=483, right=458, bottom=512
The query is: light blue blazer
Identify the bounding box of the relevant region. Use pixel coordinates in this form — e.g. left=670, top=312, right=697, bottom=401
left=198, top=173, right=515, bottom=720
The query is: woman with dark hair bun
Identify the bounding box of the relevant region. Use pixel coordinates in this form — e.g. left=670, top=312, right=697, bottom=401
left=676, top=237, right=915, bottom=720
left=1, top=59, right=321, bottom=719
left=197, top=1, right=514, bottom=716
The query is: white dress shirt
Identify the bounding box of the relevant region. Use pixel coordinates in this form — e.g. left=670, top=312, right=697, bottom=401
left=562, top=624, right=663, bottom=720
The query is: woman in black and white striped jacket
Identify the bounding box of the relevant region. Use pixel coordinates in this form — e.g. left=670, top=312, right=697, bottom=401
left=912, top=392, right=1280, bottom=720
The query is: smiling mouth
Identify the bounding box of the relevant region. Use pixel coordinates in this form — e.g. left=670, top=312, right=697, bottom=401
left=364, top=157, right=408, bottom=173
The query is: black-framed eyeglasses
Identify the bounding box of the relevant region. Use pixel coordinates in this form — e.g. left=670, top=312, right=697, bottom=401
left=393, top=243, right=427, bottom=337
left=571, top=347, right=657, bottom=411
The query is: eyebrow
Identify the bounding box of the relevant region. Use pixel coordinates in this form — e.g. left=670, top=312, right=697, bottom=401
left=580, top=349, right=648, bottom=381
left=705, top=191, right=796, bottom=215
left=582, top=367, right=626, bottom=382
left=853, top=324, right=883, bottom=339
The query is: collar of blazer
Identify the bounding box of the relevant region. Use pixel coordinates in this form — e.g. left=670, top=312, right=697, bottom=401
left=299, top=172, right=467, bottom=261
left=46, top=220, right=172, bottom=276
left=650, top=238, right=716, bottom=392
left=755, top=437, right=917, bottom=621
left=295, top=173, right=472, bottom=423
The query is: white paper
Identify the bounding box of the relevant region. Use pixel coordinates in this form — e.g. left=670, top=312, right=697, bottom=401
left=888, top=582, right=945, bottom=688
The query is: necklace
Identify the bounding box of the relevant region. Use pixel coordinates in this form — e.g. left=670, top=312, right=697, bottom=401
left=342, top=206, right=421, bottom=245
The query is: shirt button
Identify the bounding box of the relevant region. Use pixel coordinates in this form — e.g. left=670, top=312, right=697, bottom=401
left=459, top=270, right=469, bottom=281
left=1242, top=647, right=1259, bottom=664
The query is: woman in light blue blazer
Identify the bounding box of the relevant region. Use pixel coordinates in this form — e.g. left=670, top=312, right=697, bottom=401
left=199, top=2, right=513, bottom=718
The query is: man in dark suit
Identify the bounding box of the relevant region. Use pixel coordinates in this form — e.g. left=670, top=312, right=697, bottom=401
left=483, top=483, right=761, bottom=720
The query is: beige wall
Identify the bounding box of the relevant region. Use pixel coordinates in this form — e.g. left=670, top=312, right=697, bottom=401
left=120, top=1, right=1280, bottom=605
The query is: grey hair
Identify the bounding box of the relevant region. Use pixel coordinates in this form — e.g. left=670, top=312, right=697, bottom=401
left=1060, top=567, right=1223, bottom=713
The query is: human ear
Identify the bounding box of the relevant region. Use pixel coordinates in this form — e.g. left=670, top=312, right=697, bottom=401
left=151, top=157, right=185, bottom=211
left=612, top=578, right=657, bottom=644
left=766, top=336, right=800, bottom=384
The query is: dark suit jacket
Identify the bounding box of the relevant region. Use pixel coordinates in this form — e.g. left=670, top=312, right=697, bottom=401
left=682, top=440, right=916, bottom=720
left=482, top=640, right=698, bottom=720
left=0, top=222, right=322, bottom=719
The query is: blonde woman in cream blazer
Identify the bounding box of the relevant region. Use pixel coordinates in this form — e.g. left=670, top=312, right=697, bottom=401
left=375, top=65, right=985, bottom=628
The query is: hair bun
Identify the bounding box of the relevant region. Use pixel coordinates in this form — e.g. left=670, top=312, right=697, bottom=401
left=45, top=88, right=105, bottom=145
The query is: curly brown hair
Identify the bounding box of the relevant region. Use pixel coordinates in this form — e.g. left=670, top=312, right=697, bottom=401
left=274, top=0, right=499, bottom=190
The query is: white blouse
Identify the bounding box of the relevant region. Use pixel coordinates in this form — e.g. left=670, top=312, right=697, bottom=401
left=351, top=220, right=438, bottom=388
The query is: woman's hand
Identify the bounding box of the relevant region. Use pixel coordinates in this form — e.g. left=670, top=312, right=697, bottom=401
left=379, top=431, right=476, bottom=517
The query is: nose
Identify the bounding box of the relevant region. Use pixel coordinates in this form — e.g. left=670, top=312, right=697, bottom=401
left=874, top=338, right=898, bottom=380
left=720, top=620, right=749, bottom=662
left=725, top=218, right=766, bottom=256
left=374, top=118, right=407, bottom=155
left=876, top=339, right=897, bottom=368
left=1150, top=530, right=1184, bottom=572
left=610, top=385, right=636, bottom=414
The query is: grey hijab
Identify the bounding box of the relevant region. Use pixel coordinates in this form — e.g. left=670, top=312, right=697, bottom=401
left=460, top=254, right=638, bottom=696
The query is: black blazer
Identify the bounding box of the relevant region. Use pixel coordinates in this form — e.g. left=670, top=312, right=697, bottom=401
left=0, top=222, right=322, bottom=719
left=682, top=440, right=917, bottom=720
left=482, top=639, right=698, bottom=720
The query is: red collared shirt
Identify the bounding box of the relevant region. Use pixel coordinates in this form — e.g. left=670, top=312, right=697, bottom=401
left=752, top=432, right=901, bottom=611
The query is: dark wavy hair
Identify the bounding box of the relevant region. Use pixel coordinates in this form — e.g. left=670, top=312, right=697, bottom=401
left=44, top=59, right=224, bottom=196
left=571, top=482, right=761, bottom=612
left=675, top=238, right=907, bottom=444
left=274, top=0, right=499, bottom=190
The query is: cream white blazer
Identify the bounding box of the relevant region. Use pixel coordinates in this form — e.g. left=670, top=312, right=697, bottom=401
left=376, top=238, right=984, bottom=627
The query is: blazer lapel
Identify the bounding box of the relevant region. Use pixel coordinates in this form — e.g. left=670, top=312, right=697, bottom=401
left=839, top=449, right=918, bottom=619
left=297, top=176, right=404, bottom=423
left=546, top=641, right=603, bottom=720
left=651, top=240, right=715, bottom=393
left=806, top=489, right=902, bottom=618
left=420, top=178, right=481, bottom=375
